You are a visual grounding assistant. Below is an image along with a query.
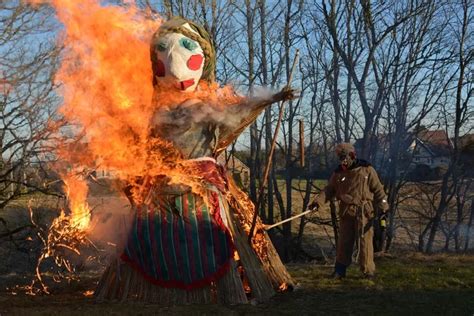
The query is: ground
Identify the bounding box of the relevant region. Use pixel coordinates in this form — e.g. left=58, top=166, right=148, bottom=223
left=0, top=252, right=473, bottom=315
left=1, top=180, right=473, bottom=314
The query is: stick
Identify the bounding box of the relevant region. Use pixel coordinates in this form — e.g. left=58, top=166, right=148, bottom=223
left=264, top=209, right=314, bottom=230
left=248, top=50, right=300, bottom=243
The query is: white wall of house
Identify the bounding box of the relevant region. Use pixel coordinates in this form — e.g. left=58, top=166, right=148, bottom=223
left=409, top=141, right=450, bottom=169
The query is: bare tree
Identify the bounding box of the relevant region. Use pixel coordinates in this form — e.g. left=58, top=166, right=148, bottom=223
left=321, top=0, right=429, bottom=158
left=0, top=2, right=61, bottom=220
left=379, top=1, right=452, bottom=251
left=425, top=0, right=473, bottom=253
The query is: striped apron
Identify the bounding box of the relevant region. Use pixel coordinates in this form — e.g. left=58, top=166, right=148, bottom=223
left=121, top=159, right=235, bottom=290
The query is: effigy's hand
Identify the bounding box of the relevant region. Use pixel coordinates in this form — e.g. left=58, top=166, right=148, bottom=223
left=274, top=86, right=299, bottom=103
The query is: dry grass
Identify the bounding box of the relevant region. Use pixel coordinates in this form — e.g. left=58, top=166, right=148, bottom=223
left=270, top=179, right=474, bottom=253
left=1, top=181, right=473, bottom=314
left=0, top=252, right=473, bottom=315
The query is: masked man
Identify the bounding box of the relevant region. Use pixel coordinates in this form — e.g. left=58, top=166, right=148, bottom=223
left=309, top=143, right=388, bottom=279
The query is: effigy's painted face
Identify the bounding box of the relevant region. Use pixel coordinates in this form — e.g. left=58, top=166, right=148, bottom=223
left=154, top=23, right=205, bottom=92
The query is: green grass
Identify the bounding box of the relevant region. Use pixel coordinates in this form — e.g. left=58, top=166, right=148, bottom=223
left=1, top=252, right=473, bottom=315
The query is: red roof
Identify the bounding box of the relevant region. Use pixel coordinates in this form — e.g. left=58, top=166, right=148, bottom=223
left=416, top=130, right=452, bottom=156
left=417, top=130, right=450, bottom=146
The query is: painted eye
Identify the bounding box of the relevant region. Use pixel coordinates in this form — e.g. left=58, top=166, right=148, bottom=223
left=157, top=41, right=167, bottom=52
left=179, top=38, right=198, bottom=51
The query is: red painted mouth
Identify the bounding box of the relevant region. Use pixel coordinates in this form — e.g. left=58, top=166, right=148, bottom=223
left=178, top=79, right=195, bottom=90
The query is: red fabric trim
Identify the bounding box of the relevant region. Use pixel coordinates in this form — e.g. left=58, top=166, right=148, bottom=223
left=209, top=192, right=227, bottom=231
left=120, top=252, right=231, bottom=291
left=208, top=192, right=224, bottom=264
left=189, top=160, right=227, bottom=192
left=210, top=191, right=236, bottom=261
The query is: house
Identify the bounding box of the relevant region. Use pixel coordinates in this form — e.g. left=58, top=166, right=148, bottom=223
left=352, top=129, right=453, bottom=179
left=409, top=129, right=452, bottom=169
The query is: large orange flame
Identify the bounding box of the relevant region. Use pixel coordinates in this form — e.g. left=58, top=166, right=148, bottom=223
left=27, top=0, right=241, bottom=231
left=62, top=172, right=91, bottom=230
left=28, top=0, right=162, bottom=229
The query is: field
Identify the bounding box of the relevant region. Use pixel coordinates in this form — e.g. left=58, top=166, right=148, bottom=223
left=271, top=178, right=474, bottom=254
left=0, top=180, right=473, bottom=314
left=0, top=253, right=473, bottom=315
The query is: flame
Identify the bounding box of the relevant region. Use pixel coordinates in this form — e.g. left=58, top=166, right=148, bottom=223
left=25, top=0, right=242, bottom=233
left=278, top=282, right=288, bottom=292
left=83, top=290, right=95, bottom=297
left=63, top=172, right=91, bottom=230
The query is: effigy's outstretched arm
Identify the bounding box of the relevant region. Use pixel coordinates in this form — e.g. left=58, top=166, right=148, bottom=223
left=214, top=88, right=297, bottom=154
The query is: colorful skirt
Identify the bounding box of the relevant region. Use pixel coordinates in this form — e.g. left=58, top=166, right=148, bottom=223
left=121, top=191, right=234, bottom=290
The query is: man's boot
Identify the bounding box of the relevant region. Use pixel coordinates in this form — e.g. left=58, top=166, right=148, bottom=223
left=331, top=262, right=347, bottom=279
left=364, top=273, right=376, bottom=280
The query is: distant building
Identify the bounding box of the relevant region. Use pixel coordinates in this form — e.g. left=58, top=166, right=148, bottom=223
left=409, top=130, right=452, bottom=169
left=354, top=135, right=394, bottom=177
left=354, top=129, right=453, bottom=179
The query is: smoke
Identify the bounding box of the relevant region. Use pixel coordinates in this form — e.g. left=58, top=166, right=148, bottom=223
left=150, top=85, right=278, bottom=130
left=88, top=196, right=133, bottom=252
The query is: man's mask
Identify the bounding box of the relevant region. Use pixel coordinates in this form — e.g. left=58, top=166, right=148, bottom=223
left=153, top=23, right=204, bottom=92
left=335, top=143, right=356, bottom=170
left=339, top=152, right=355, bottom=170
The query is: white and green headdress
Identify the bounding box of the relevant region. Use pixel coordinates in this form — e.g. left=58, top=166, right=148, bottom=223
left=150, top=17, right=216, bottom=91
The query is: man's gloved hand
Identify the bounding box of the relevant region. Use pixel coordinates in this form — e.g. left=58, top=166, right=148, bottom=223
left=379, top=212, right=387, bottom=228
left=308, top=200, right=319, bottom=211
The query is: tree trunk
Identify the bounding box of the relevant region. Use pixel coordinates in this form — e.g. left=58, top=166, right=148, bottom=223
left=282, top=0, right=294, bottom=261
left=464, top=199, right=474, bottom=252
left=259, top=0, right=273, bottom=224
left=246, top=0, right=258, bottom=203
left=426, top=0, right=470, bottom=253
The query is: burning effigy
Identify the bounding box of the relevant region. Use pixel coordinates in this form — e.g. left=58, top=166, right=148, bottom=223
left=93, top=16, right=296, bottom=304
left=29, top=0, right=295, bottom=304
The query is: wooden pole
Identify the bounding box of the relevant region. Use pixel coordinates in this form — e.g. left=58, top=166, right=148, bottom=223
left=299, top=119, right=305, bottom=168
left=248, top=50, right=299, bottom=243
left=264, top=209, right=313, bottom=230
